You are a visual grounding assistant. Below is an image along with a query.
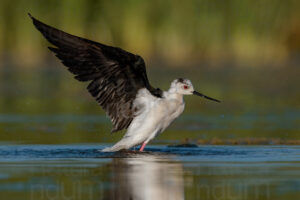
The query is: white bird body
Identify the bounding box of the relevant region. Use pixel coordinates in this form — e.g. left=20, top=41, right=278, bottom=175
left=102, top=84, right=186, bottom=152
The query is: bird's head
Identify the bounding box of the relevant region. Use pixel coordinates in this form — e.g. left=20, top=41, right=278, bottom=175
left=171, top=78, right=220, bottom=103
left=171, top=78, right=194, bottom=95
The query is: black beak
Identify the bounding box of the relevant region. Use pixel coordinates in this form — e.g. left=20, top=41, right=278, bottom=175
left=193, top=91, right=221, bottom=103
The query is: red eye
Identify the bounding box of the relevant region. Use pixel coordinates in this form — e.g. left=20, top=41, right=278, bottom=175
left=183, top=85, right=189, bottom=89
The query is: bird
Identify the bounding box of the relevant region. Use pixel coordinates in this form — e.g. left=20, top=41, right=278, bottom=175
left=29, top=13, right=220, bottom=152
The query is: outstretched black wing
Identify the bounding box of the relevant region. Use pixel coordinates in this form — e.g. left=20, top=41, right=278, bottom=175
left=29, top=13, right=162, bottom=133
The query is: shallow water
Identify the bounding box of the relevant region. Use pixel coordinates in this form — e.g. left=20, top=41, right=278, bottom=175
left=0, top=144, right=299, bottom=200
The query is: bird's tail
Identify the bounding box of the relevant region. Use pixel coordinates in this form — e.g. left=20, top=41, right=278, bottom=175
left=101, top=145, right=125, bottom=152
left=101, top=132, right=144, bottom=152
left=101, top=139, right=131, bottom=152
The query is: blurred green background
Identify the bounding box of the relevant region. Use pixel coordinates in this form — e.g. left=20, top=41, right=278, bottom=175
left=1, top=0, right=300, bottom=66
left=0, top=0, right=299, bottom=144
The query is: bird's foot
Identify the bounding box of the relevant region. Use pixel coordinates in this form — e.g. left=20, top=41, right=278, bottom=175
left=139, top=142, right=147, bottom=152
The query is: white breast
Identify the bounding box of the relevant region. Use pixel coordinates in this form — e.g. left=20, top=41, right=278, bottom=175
left=126, top=89, right=185, bottom=140
left=159, top=97, right=185, bottom=133
left=101, top=88, right=186, bottom=151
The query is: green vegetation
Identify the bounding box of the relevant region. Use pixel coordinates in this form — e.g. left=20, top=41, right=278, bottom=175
left=0, top=0, right=300, bottom=67
left=0, top=1, right=299, bottom=144
left=0, top=67, right=299, bottom=144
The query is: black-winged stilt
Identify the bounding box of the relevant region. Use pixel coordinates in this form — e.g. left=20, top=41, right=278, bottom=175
left=29, top=14, right=220, bottom=152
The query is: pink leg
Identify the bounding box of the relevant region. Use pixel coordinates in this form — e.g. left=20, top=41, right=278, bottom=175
left=139, top=142, right=147, bottom=152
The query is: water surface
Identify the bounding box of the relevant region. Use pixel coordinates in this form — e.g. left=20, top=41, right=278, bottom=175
left=0, top=144, right=299, bottom=200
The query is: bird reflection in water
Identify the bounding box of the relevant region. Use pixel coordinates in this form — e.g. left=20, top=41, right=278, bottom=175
left=105, top=152, right=184, bottom=200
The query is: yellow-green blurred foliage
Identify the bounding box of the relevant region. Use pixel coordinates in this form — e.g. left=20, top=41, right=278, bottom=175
left=0, top=0, right=300, bottom=67
left=0, top=0, right=300, bottom=143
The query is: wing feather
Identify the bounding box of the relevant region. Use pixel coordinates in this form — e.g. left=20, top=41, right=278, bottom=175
left=29, top=13, right=162, bottom=132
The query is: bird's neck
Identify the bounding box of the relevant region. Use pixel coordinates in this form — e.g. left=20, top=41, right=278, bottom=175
left=165, top=88, right=184, bottom=103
